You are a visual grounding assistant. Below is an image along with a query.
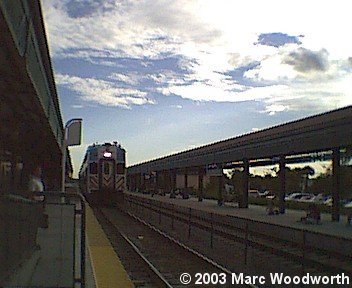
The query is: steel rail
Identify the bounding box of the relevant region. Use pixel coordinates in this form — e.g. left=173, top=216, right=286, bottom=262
left=95, top=207, right=174, bottom=288
left=126, top=195, right=352, bottom=275
left=125, top=210, right=259, bottom=288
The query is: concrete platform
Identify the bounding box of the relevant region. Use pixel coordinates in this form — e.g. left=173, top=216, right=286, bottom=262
left=4, top=204, right=78, bottom=287
left=126, top=191, right=352, bottom=240
left=3, top=199, right=133, bottom=288
left=86, top=206, right=133, bottom=288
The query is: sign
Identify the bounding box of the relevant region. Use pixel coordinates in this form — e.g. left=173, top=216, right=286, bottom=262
left=66, top=118, right=82, bottom=146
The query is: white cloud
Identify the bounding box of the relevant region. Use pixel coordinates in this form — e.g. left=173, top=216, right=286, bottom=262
left=242, top=46, right=352, bottom=112
left=42, top=0, right=221, bottom=58
left=149, top=71, right=187, bottom=85
left=42, top=0, right=352, bottom=113
left=162, top=82, right=286, bottom=103
left=56, top=74, right=154, bottom=108
left=170, top=105, right=183, bottom=109
left=108, top=73, right=143, bottom=85
left=108, top=71, right=189, bottom=89
left=264, top=104, right=289, bottom=116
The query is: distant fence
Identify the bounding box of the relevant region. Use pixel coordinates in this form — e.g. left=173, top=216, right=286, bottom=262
left=124, top=193, right=352, bottom=275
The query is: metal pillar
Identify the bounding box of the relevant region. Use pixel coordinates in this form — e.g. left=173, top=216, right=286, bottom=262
left=198, top=167, right=204, bottom=201
left=332, top=148, right=340, bottom=222
left=135, top=174, right=138, bottom=192
left=165, top=170, right=171, bottom=193
left=146, top=173, right=151, bottom=192
left=159, top=171, right=163, bottom=193
left=240, top=159, right=249, bottom=208
left=126, top=175, right=130, bottom=191
left=130, top=174, right=134, bottom=191
left=133, top=174, right=137, bottom=192
left=217, top=174, right=223, bottom=205
left=162, top=170, right=168, bottom=193
left=136, top=173, right=140, bottom=192
left=141, top=173, right=146, bottom=192
left=129, top=174, right=133, bottom=192
left=128, top=175, right=131, bottom=191
left=171, top=169, right=177, bottom=190
left=154, top=171, right=159, bottom=194
left=184, top=168, right=188, bottom=189
left=279, top=155, right=286, bottom=214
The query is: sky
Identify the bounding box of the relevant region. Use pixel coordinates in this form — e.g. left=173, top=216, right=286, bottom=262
left=41, top=0, right=352, bottom=177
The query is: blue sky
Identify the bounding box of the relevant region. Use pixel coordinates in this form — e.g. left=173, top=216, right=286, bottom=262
left=41, top=0, right=352, bottom=177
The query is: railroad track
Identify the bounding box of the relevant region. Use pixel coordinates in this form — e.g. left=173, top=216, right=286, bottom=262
left=125, top=195, right=352, bottom=279
left=118, top=196, right=352, bottom=288
left=94, top=206, right=256, bottom=288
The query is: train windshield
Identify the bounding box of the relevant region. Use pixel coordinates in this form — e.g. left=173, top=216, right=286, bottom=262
left=103, top=162, right=110, bottom=174
left=116, top=163, right=125, bottom=174
left=89, top=163, right=97, bottom=174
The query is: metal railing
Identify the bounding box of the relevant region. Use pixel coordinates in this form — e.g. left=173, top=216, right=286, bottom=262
left=0, top=194, right=44, bottom=283
left=125, top=194, right=352, bottom=276
left=41, top=191, right=86, bottom=288
left=0, top=192, right=86, bottom=288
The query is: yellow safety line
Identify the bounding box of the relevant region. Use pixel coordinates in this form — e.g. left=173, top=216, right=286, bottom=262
left=86, top=206, right=134, bottom=288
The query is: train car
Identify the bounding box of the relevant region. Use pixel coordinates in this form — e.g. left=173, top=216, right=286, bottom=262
left=79, top=142, right=126, bottom=205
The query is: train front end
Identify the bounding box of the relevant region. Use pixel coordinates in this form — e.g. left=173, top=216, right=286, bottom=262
left=79, top=142, right=126, bottom=206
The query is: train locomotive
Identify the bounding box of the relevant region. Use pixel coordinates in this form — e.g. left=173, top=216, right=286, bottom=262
left=79, top=142, right=126, bottom=205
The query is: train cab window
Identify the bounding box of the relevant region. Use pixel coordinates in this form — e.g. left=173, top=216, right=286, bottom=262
left=116, top=163, right=125, bottom=174
left=89, top=163, right=97, bottom=174
left=103, top=162, right=110, bottom=174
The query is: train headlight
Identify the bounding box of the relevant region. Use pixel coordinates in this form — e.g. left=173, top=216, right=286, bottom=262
left=103, top=152, right=112, bottom=158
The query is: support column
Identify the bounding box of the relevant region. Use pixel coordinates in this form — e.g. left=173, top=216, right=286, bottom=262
left=240, top=159, right=249, bottom=208
left=141, top=173, right=146, bottom=192
left=127, top=175, right=130, bottom=191
left=217, top=173, right=223, bottom=205
left=332, top=148, right=340, bottom=222
left=134, top=174, right=138, bottom=192
left=161, top=170, right=166, bottom=192
left=183, top=168, right=189, bottom=198
left=161, top=170, right=166, bottom=195
left=198, top=167, right=204, bottom=201
left=184, top=168, right=188, bottom=189
left=279, top=155, right=286, bottom=214
left=171, top=169, right=177, bottom=191
left=154, top=171, right=159, bottom=194
left=136, top=172, right=141, bottom=192
left=165, top=170, right=171, bottom=193
left=129, top=174, right=132, bottom=192
left=146, top=172, right=151, bottom=193
left=164, top=170, right=169, bottom=194
left=130, top=174, right=134, bottom=192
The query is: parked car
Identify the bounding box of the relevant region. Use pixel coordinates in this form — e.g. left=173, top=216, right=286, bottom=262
left=285, top=192, right=301, bottom=201
left=324, top=197, right=351, bottom=207
left=324, top=196, right=333, bottom=206
left=344, top=200, right=352, bottom=208
left=258, top=190, right=276, bottom=199
left=285, top=192, right=311, bottom=201
left=266, top=194, right=276, bottom=200
left=310, top=193, right=327, bottom=203
left=297, top=193, right=316, bottom=202
left=248, top=189, right=260, bottom=198
left=258, top=190, right=270, bottom=197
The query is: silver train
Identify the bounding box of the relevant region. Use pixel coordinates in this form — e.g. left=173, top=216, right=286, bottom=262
left=79, top=142, right=126, bottom=205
